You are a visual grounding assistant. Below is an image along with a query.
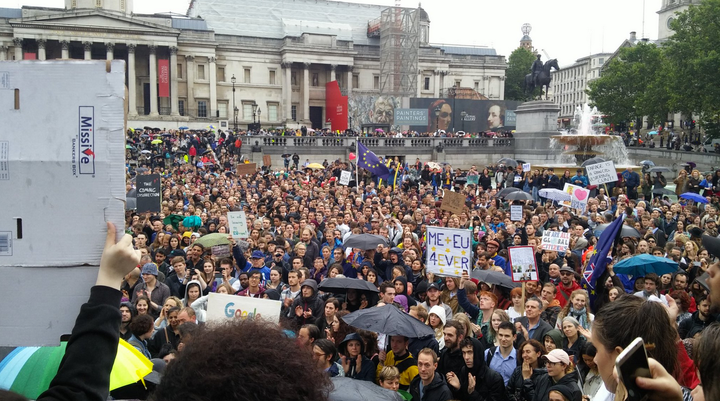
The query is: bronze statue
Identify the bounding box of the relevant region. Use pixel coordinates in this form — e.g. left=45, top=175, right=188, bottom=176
left=525, top=56, right=560, bottom=100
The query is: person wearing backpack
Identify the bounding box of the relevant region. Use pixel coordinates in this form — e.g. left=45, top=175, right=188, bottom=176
left=483, top=321, right=518, bottom=386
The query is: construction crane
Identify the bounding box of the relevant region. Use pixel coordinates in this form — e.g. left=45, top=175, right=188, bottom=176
left=541, top=49, right=551, bottom=59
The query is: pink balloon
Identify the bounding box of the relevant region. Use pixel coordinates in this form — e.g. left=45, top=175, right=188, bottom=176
left=349, top=152, right=356, bottom=160
left=574, top=189, right=588, bottom=201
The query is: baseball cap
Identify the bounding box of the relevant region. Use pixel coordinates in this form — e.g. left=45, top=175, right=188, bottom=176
left=543, top=349, right=570, bottom=365
left=559, top=266, right=574, bottom=274
left=141, top=263, right=159, bottom=276
left=250, top=250, right=265, bottom=259
left=427, top=282, right=441, bottom=292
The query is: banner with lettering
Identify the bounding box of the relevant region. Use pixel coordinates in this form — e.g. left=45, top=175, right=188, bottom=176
left=206, top=293, right=282, bottom=323
left=425, top=226, right=472, bottom=277
left=158, top=59, right=170, bottom=98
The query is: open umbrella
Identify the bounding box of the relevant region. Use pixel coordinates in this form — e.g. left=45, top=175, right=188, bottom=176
left=613, top=254, right=679, bottom=277
left=183, top=215, right=202, bottom=230
left=202, top=149, right=213, bottom=155
left=538, top=188, right=572, bottom=203
left=342, top=304, right=434, bottom=338
left=495, top=187, right=520, bottom=198
left=0, top=339, right=152, bottom=400
left=151, top=139, right=163, bottom=145
left=427, top=162, right=442, bottom=170
left=318, top=277, right=380, bottom=293
left=648, top=166, right=672, bottom=173
left=307, top=163, right=325, bottom=169
left=281, top=153, right=292, bottom=158
left=581, top=156, right=606, bottom=167
left=471, top=269, right=520, bottom=289
left=193, top=233, right=231, bottom=248
left=640, top=160, right=655, bottom=167
left=593, top=223, right=642, bottom=238
left=497, top=158, right=518, bottom=168
left=652, top=187, right=676, bottom=196
left=141, top=150, right=152, bottom=154
left=163, top=214, right=184, bottom=231
left=343, top=234, right=388, bottom=250
left=647, top=130, right=658, bottom=135
left=139, top=134, right=149, bottom=139
left=178, top=126, right=189, bottom=130
left=680, top=192, right=708, bottom=203
left=329, top=377, right=404, bottom=401
left=125, top=144, right=134, bottom=149
left=504, top=191, right=533, bottom=201
left=125, top=189, right=137, bottom=210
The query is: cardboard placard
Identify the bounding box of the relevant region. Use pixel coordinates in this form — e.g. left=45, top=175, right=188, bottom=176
left=211, top=244, right=232, bottom=258
left=585, top=161, right=618, bottom=185
left=425, top=226, right=472, bottom=277
left=206, top=292, right=282, bottom=323
left=236, top=162, right=257, bottom=176
left=541, top=231, right=571, bottom=252
left=562, top=183, right=590, bottom=212
left=262, top=155, right=272, bottom=167
left=509, top=246, right=538, bottom=282
left=228, top=211, right=249, bottom=239
left=136, top=174, right=162, bottom=213
left=440, top=190, right=466, bottom=215
left=510, top=205, right=523, bottom=221
left=339, top=170, right=352, bottom=186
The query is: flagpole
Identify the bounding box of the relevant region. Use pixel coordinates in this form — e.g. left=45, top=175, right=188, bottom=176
left=355, top=136, right=359, bottom=194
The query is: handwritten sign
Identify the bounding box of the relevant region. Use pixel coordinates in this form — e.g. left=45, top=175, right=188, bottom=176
left=228, top=211, right=249, bottom=239
left=263, top=155, right=272, bottom=167
left=206, top=293, right=282, bottom=323
left=522, top=163, right=531, bottom=172
left=440, top=190, right=466, bottom=215
left=425, top=226, right=472, bottom=278
left=236, top=163, right=257, bottom=176
left=562, top=183, right=590, bottom=212
left=585, top=161, right=618, bottom=185
left=541, top=231, right=571, bottom=252
left=509, top=246, right=538, bottom=282
left=339, top=170, right=352, bottom=186
left=510, top=205, right=523, bottom=221
left=136, top=174, right=161, bottom=212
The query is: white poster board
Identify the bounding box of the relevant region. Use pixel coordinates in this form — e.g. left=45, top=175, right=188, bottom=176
left=206, top=292, right=282, bottom=323
left=585, top=161, right=618, bottom=185
left=541, top=231, right=571, bottom=252
left=509, top=246, right=538, bottom=282
left=562, top=183, right=590, bottom=212
left=510, top=205, right=523, bottom=221
left=522, top=163, right=531, bottom=172
left=425, top=226, right=472, bottom=277
left=228, top=211, right=249, bottom=239
left=339, top=170, right=352, bottom=186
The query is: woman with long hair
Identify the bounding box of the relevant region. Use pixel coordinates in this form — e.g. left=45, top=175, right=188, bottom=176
left=488, top=309, right=511, bottom=347
left=555, top=289, right=594, bottom=331
left=441, top=276, right=460, bottom=314
left=507, top=339, right=546, bottom=401
left=316, top=297, right=340, bottom=339
left=506, top=287, right=524, bottom=322
left=154, top=296, right=183, bottom=331
left=427, top=305, right=447, bottom=350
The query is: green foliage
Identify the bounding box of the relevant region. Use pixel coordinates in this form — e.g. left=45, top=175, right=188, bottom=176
left=504, top=48, right=538, bottom=101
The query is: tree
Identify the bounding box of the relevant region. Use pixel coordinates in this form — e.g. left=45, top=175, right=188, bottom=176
left=504, top=47, right=538, bottom=101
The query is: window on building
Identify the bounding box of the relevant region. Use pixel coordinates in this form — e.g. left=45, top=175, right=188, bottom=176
left=243, top=103, right=254, bottom=120
left=178, top=99, right=185, bottom=116
left=424, top=76, right=431, bottom=91
left=312, top=73, right=319, bottom=87
left=244, top=68, right=251, bottom=83
left=268, top=103, right=279, bottom=121
left=598, top=58, right=604, bottom=65
left=291, top=72, right=297, bottom=86
left=95, top=0, right=102, bottom=7
left=269, top=70, right=276, bottom=85
left=120, top=0, right=125, bottom=10
left=177, top=63, right=183, bottom=80
left=198, top=100, right=208, bottom=118
left=291, top=105, right=297, bottom=121
left=455, top=80, right=461, bottom=88
left=218, top=101, right=228, bottom=119
left=373, top=75, right=379, bottom=89
left=474, top=81, right=479, bottom=92
left=352, top=74, right=359, bottom=89
left=71, top=0, right=77, bottom=7
left=217, top=67, right=225, bottom=82
left=197, top=64, right=206, bottom=80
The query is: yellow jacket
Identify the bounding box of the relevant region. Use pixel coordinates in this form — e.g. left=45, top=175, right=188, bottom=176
left=376, top=350, right=418, bottom=390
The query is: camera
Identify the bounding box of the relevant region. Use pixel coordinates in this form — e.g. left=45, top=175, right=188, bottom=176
left=275, top=253, right=282, bottom=258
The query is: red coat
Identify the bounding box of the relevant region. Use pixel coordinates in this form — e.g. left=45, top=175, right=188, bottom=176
left=555, top=281, right=582, bottom=307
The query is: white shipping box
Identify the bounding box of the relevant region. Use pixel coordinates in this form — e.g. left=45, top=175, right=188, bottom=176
left=0, top=60, right=126, bottom=346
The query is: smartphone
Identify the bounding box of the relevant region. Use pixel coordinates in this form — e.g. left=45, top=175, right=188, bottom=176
left=615, top=337, right=651, bottom=401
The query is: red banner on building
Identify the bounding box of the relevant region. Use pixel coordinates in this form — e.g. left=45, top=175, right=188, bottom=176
left=325, top=81, right=348, bottom=132
left=23, top=53, right=36, bottom=60
left=158, top=59, right=169, bottom=98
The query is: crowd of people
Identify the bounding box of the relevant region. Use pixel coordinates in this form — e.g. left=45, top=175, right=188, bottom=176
left=7, top=127, right=720, bottom=401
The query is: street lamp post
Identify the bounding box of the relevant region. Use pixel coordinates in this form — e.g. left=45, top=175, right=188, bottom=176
left=434, top=106, right=441, bottom=133
left=257, top=107, right=261, bottom=130
left=231, top=74, right=237, bottom=131
left=251, top=102, right=258, bottom=130
left=448, top=85, right=457, bottom=133
left=349, top=116, right=353, bottom=134
left=460, top=111, right=467, bottom=132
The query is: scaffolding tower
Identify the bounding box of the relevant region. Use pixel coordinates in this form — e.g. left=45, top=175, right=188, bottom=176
left=379, top=7, right=419, bottom=97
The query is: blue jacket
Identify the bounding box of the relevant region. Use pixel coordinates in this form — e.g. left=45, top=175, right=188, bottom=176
left=570, top=174, right=589, bottom=188
left=623, top=170, right=640, bottom=189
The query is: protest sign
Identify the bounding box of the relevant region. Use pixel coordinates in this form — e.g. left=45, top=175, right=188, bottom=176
left=510, top=205, right=523, bottom=221
left=466, top=175, right=479, bottom=185
left=211, top=244, right=232, bottom=258
left=440, top=190, right=466, bottom=215
left=541, top=231, right=571, bottom=252
left=425, top=226, right=472, bottom=277
left=136, top=174, right=161, bottom=213
left=206, top=293, right=282, bottom=323
left=236, top=163, right=257, bottom=176
left=339, top=170, right=352, bottom=186
left=522, top=163, right=531, bottom=172
left=263, top=155, right=272, bottom=167
left=562, top=183, right=590, bottom=212
left=585, top=161, right=618, bottom=185
left=509, top=246, right=538, bottom=282
left=227, top=211, right=249, bottom=239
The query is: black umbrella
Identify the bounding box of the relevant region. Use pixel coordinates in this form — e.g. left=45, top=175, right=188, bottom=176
left=319, top=277, right=380, bottom=293
left=175, top=150, right=187, bottom=155
left=581, top=156, right=607, bottom=167
left=143, top=126, right=152, bottom=130
left=282, top=153, right=292, bottom=158
left=593, top=223, right=642, bottom=238
left=516, top=159, right=527, bottom=164
left=342, top=304, right=434, bottom=338
left=470, top=269, right=520, bottom=289
left=497, top=158, right=518, bottom=168
left=343, top=234, right=388, bottom=250
left=648, top=166, right=672, bottom=173
left=652, top=187, right=675, bottom=196
left=329, top=377, right=403, bottom=401
left=504, top=191, right=533, bottom=201
left=495, top=187, right=521, bottom=198
left=125, top=189, right=137, bottom=210
left=202, top=149, right=212, bottom=155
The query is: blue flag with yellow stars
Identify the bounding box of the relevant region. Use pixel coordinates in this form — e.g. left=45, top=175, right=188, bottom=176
left=357, top=142, right=391, bottom=180
left=583, top=214, right=626, bottom=293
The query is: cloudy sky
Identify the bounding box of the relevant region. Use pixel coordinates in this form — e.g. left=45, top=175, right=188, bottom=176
left=2, top=0, right=662, bottom=66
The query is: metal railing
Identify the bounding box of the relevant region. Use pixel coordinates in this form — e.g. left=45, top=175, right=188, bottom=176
left=255, top=136, right=514, bottom=149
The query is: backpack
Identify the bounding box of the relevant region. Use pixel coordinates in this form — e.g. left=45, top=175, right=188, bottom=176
left=484, top=345, right=497, bottom=367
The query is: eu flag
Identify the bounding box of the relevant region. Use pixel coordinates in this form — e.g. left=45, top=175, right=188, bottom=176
left=583, top=214, right=626, bottom=290
left=357, top=142, right=391, bottom=180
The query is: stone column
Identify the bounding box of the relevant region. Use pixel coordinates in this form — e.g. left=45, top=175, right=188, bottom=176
left=127, top=44, right=137, bottom=117
left=106, top=42, right=114, bottom=61
left=13, top=38, right=23, bottom=60
left=346, top=66, right=353, bottom=97
left=209, top=56, right=217, bottom=119
left=169, top=46, right=179, bottom=116
left=37, top=39, right=46, bottom=60
left=433, top=70, right=440, bottom=98
left=483, top=76, right=490, bottom=98
left=417, top=69, right=422, bottom=97
left=500, top=76, right=506, bottom=100
left=282, top=62, right=292, bottom=121
left=185, top=55, right=195, bottom=116
left=60, top=40, right=69, bottom=59
left=83, top=41, right=92, bottom=60
left=149, top=45, right=159, bottom=116
left=303, top=62, right=310, bottom=122
left=330, top=64, right=337, bottom=82
left=0, top=45, right=7, bottom=61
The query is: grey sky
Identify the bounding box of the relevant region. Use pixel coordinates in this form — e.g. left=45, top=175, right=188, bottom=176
left=3, top=0, right=662, bottom=67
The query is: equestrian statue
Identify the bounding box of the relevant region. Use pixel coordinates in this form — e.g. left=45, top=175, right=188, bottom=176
left=524, top=55, right=560, bottom=100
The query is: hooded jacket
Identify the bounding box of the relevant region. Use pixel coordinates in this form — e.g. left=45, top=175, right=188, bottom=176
left=452, top=337, right=508, bottom=401
left=409, top=371, right=453, bottom=401
left=183, top=280, right=203, bottom=307
left=338, top=333, right=376, bottom=382
left=393, top=276, right=417, bottom=307
left=543, top=329, right=564, bottom=351
left=525, top=369, right=582, bottom=401
left=290, top=280, right=324, bottom=329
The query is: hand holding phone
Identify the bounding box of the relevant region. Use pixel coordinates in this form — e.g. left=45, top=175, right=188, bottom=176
left=615, top=337, right=651, bottom=401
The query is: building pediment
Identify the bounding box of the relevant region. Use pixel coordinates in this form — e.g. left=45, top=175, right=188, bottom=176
left=9, top=10, right=180, bottom=37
